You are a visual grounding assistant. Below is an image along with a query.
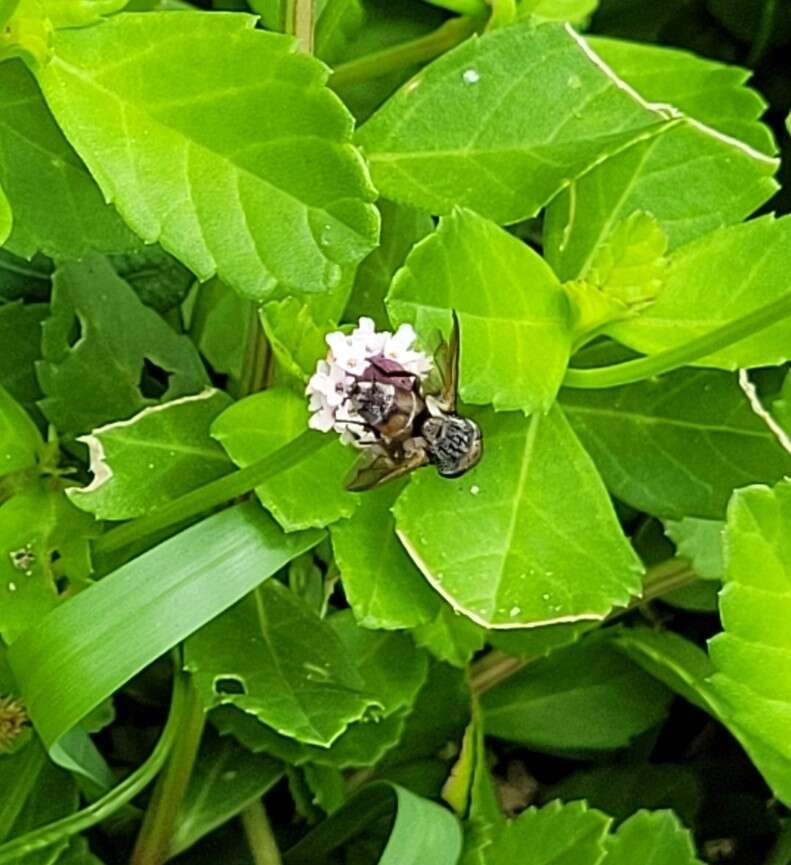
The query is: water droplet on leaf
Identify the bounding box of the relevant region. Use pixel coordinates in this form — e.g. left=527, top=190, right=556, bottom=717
left=462, top=68, right=480, bottom=85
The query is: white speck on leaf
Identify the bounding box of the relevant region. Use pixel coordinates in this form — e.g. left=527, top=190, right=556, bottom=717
left=462, top=68, right=480, bottom=84
left=509, top=606, right=521, bottom=617
left=470, top=484, right=480, bottom=495
left=567, top=74, right=582, bottom=89
left=7, top=582, right=16, bottom=592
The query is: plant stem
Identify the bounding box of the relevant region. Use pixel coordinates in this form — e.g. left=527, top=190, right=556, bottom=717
left=747, top=0, right=777, bottom=66
left=330, top=16, right=480, bottom=90
left=130, top=678, right=205, bottom=865
left=242, top=801, right=283, bottom=865
left=563, top=292, right=791, bottom=390
left=94, top=432, right=328, bottom=556
left=239, top=305, right=271, bottom=397
left=469, top=557, right=697, bottom=694
left=285, top=0, right=314, bottom=53
left=0, top=670, right=187, bottom=865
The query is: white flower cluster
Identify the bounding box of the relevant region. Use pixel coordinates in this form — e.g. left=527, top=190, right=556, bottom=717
left=306, top=317, right=432, bottom=445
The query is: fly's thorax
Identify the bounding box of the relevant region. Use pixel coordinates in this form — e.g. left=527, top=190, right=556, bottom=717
left=423, top=412, right=483, bottom=478
left=349, top=380, right=425, bottom=441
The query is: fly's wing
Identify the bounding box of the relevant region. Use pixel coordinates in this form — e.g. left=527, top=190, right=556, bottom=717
left=431, top=310, right=461, bottom=413
left=344, top=445, right=429, bottom=491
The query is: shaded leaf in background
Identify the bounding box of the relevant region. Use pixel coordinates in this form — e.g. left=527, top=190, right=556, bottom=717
left=109, top=245, right=195, bottom=313
left=388, top=209, right=572, bottom=414
left=185, top=581, right=376, bottom=747
left=212, top=388, right=358, bottom=531
left=0, top=385, right=41, bottom=479
left=519, top=0, right=600, bottom=25
left=0, top=250, right=51, bottom=303
left=544, top=764, right=701, bottom=827
left=69, top=389, right=232, bottom=521
left=36, top=12, right=379, bottom=300
left=331, top=480, right=440, bottom=630
left=0, top=483, right=95, bottom=643
left=358, top=20, right=669, bottom=224
left=561, top=367, right=791, bottom=520
left=481, top=639, right=672, bottom=752
left=488, top=620, right=589, bottom=659
left=0, top=303, right=47, bottom=416
left=664, top=517, right=725, bottom=579
left=394, top=406, right=643, bottom=628
left=283, top=781, right=462, bottom=865
left=607, top=215, right=791, bottom=369
left=0, top=60, right=138, bottom=260
left=709, top=480, right=791, bottom=806
left=37, top=255, right=207, bottom=435
left=346, top=199, right=434, bottom=325
left=612, top=627, right=791, bottom=807
left=8, top=502, right=322, bottom=752
left=601, top=810, right=703, bottom=865
left=171, top=733, right=282, bottom=857
left=315, top=0, right=366, bottom=65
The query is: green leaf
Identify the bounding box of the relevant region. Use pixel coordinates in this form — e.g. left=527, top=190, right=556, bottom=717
left=7, top=502, right=322, bottom=753
left=346, top=199, right=434, bottom=325
left=394, top=405, right=643, bottom=629
left=543, top=34, right=778, bottom=281
left=37, top=255, right=208, bottom=436
left=476, top=800, right=611, bottom=865
left=0, top=303, right=47, bottom=416
left=601, top=810, right=703, bottom=865
left=561, top=367, right=791, bottom=519
left=709, top=479, right=791, bottom=807
left=773, top=372, right=791, bottom=433
left=211, top=388, right=359, bottom=531
left=544, top=764, right=701, bottom=827
left=36, top=12, right=379, bottom=300
left=185, top=582, right=376, bottom=747
left=519, top=0, right=599, bottom=25
left=260, top=297, right=334, bottom=384
left=387, top=209, right=572, bottom=413
left=488, top=620, right=589, bottom=659
left=664, top=517, right=724, bottom=580
left=565, top=211, right=668, bottom=340
left=171, top=734, right=282, bottom=857
left=412, top=603, right=486, bottom=668
left=212, top=612, right=429, bottom=768
left=606, top=216, right=791, bottom=369
left=589, top=37, right=776, bottom=155
left=611, top=627, right=791, bottom=807
left=589, top=36, right=777, bottom=156
left=68, top=389, right=232, bottom=521
left=357, top=20, right=669, bottom=224
left=481, top=638, right=672, bottom=752
left=283, top=781, right=462, bottom=865
left=0, top=385, right=41, bottom=479
left=0, top=60, right=138, bottom=260
left=0, top=483, right=95, bottom=644
left=331, top=480, right=440, bottom=630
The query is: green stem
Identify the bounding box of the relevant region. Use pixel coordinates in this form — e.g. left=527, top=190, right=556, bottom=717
left=469, top=557, right=697, bottom=694
left=330, top=16, right=480, bottom=90
left=0, top=670, right=188, bottom=865
left=239, top=305, right=270, bottom=398
left=94, top=432, right=328, bottom=556
left=242, top=801, right=283, bottom=865
left=563, top=292, right=791, bottom=390
left=130, top=678, right=205, bottom=865
left=285, top=0, right=314, bottom=52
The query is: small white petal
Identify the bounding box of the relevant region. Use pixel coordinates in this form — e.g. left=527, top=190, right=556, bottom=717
left=308, top=409, right=335, bottom=432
